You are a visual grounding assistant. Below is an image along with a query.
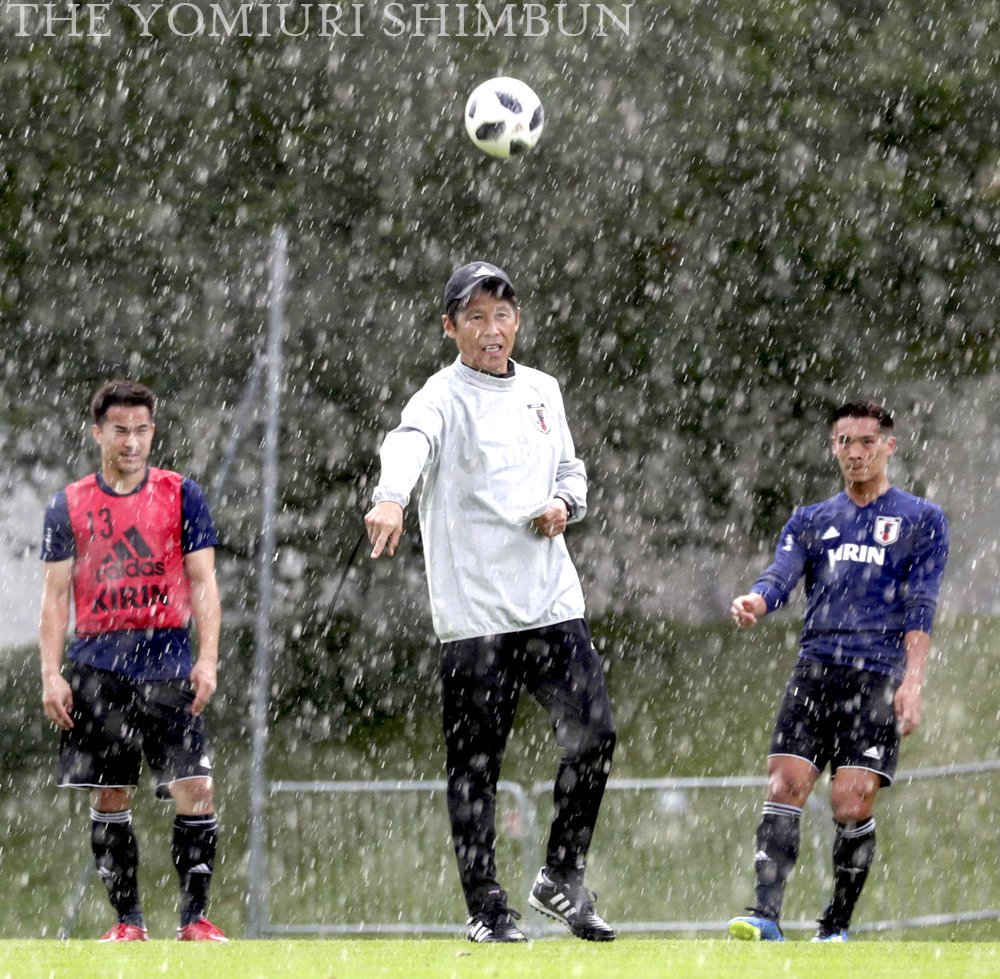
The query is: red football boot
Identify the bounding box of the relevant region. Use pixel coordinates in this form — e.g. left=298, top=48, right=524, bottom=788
left=177, top=917, right=228, bottom=943
left=98, top=922, right=149, bottom=942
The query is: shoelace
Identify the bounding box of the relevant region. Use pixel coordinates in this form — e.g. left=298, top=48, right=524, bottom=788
left=483, top=904, right=522, bottom=929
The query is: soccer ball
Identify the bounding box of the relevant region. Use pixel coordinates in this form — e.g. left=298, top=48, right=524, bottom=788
left=464, top=77, right=544, bottom=159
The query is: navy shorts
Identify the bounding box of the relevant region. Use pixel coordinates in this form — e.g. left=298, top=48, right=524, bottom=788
left=59, top=662, right=214, bottom=798
left=769, top=657, right=901, bottom=786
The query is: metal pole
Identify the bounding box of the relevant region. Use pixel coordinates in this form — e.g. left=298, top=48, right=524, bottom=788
left=246, top=225, right=287, bottom=937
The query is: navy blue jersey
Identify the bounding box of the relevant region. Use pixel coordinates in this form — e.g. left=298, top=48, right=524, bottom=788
left=753, top=487, right=948, bottom=679
left=41, top=471, right=219, bottom=681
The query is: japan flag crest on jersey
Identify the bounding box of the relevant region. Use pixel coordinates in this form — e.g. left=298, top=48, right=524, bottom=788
left=874, top=515, right=901, bottom=545
left=528, top=403, right=550, bottom=434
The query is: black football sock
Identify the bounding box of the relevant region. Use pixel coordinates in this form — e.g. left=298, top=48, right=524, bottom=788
left=752, top=801, right=802, bottom=921
left=819, top=817, right=876, bottom=930
left=172, top=813, right=219, bottom=927
left=91, top=808, right=144, bottom=928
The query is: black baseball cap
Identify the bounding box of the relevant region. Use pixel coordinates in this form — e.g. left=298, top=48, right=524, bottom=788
left=443, top=261, right=517, bottom=315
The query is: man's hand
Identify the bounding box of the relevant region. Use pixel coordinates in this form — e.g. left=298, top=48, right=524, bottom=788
left=189, top=658, right=218, bottom=717
left=40, top=559, right=73, bottom=729
left=895, top=629, right=930, bottom=737
left=365, top=501, right=404, bottom=558
left=730, top=593, right=767, bottom=628
left=894, top=676, right=922, bottom=736
left=532, top=499, right=569, bottom=538
left=42, top=672, right=74, bottom=730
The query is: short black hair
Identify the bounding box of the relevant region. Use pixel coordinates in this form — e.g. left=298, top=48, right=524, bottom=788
left=829, top=399, right=893, bottom=431
left=90, top=380, right=157, bottom=425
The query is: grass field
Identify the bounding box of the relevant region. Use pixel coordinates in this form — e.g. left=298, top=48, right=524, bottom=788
left=1, top=618, right=997, bottom=942
left=2, top=938, right=999, bottom=979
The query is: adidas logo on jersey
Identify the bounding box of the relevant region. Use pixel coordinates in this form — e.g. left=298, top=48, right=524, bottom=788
left=95, top=526, right=165, bottom=582
left=827, top=543, right=885, bottom=570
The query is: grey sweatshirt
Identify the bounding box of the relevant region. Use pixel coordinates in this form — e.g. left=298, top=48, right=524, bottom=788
left=372, top=356, right=588, bottom=642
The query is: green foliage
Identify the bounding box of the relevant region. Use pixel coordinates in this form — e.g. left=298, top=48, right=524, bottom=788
left=0, top=648, right=50, bottom=770
left=2, top=1, right=997, bottom=712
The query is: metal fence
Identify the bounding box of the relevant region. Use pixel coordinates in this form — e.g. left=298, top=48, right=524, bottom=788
left=250, top=759, right=1000, bottom=938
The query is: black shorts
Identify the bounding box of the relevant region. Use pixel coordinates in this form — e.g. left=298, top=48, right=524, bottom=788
left=59, top=663, right=214, bottom=799
left=769, top=657, right=901, bottom=786
left=439, top=617, right=615, bottom=755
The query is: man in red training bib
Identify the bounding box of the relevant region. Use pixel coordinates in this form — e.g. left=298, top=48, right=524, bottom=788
left=40, top=380, right=226, bottom=943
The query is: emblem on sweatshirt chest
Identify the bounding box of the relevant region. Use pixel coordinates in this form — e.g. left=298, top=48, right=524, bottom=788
left=873, top=515, right=901, bottom=545
left=527, top=403, right=550, bottom=434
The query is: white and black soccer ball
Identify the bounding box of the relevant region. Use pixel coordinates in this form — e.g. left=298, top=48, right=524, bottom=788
left=464, top=77, right=544, bottom=159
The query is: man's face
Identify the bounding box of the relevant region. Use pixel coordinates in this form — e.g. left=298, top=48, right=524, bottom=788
left=442, top=289, right=520, bottom=375
left=92, top=405, right=155, bottom=481
left=831, top=416, right=895, bottom=485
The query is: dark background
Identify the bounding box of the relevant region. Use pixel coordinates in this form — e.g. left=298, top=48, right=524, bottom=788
left=1, top=0, right=996, bottom=727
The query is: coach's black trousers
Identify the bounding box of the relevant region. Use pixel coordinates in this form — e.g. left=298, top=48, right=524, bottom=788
left=440, top=618, right=616, bottom=912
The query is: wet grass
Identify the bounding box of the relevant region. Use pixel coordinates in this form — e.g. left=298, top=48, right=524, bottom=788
left=1, top=937, right=999, bottom=978
left=0, top=615, right=997, bottom=941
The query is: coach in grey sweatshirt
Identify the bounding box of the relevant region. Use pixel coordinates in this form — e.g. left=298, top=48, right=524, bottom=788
left=364, top=261, right=616, bottom=944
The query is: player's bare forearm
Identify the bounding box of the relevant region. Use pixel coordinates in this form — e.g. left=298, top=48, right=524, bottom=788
left=730, top=593, right=767, bottom=628
left=189, top=610, right=220, bottom=712
left=40, top=615, right=73, bottom=729
left=895, top=629, right=931, bottom=736
left=365, top=501, right=404, bottom=558
left=39, top=560, right=74, bottom=729
left=185, top=548, right=221, bottom=715
left=39, top=618, right=67, bottom=682
left=901, top=629, right=930, bottom=686
left=188, top=657, right=218, bottom=716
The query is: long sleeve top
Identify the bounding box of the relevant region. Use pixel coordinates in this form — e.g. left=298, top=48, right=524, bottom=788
left=753, top=486, right=949, bottom=678
left=373, top=357, right=588, bottom=642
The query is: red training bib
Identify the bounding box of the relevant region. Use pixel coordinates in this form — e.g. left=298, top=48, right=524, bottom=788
left=65, top=468, right=192, bottom=635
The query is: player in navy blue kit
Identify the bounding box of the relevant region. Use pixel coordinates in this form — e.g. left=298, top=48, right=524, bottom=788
left=40, top=380, right=227, bottom=943
left=727, top=400, right=948, bottom=943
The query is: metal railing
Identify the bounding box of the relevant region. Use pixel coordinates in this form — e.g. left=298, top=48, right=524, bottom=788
left=250, top=759, right=1000, bottom=938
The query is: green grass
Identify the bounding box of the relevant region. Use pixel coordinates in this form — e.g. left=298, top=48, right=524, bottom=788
left=1, top=616, right=998, bottom=941
left=2, top=938, right=999, bottom=979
